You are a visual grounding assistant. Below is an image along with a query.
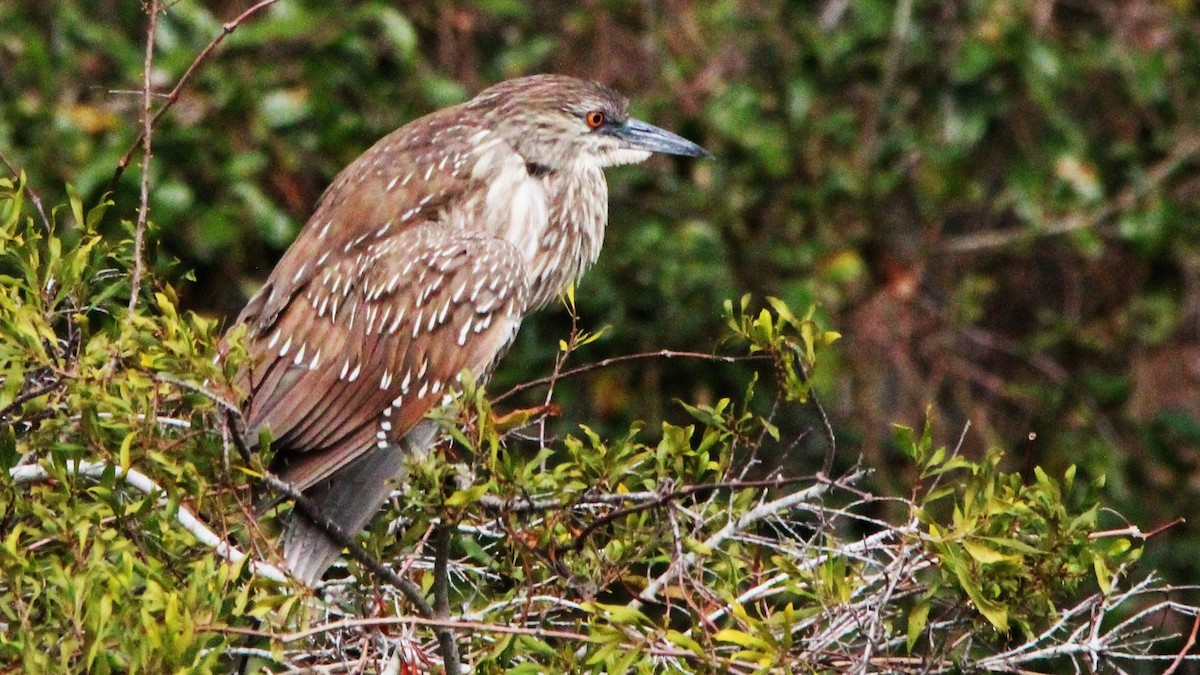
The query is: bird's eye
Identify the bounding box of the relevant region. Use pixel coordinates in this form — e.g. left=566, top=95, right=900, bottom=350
left=585, top=111, right=606, bottom=129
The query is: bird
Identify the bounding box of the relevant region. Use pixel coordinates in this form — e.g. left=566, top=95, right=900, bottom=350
left=229, top=74, right=708, bottom=585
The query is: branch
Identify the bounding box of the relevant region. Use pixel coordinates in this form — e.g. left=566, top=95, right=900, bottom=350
left=492, top=349, right=766, bottom=404
left=257, top=473, right=447, bottom=614
left=943, top=133, right=1200, bottom=253
left=973, top=574, right=1200, bottom=671
left=431, top=524, right=462, bottom=675
left=461, top=595, right=587, bottom=623
left=0, top=377, right=63, bottom=422
left=9, top=459, right=288, bottom=583
left=477, top=489, right=658, bottom=515
left=221, top=411, right=464, bottom=670
left=210, top=615, right=712, bottom=664
left=704, top=520, right=922, bottom=626
left=1164, top=612, right=1199, bottom=675
left=155, top=373, right=241, bottom=414
left=794, top=353, right=837, bottom=476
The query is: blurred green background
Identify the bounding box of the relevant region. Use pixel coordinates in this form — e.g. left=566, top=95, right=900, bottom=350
left=2, top=0, right=1198, bottom=584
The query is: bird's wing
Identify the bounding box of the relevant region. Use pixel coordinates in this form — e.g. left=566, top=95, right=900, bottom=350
left=238, top=111, right=500, bottom=335
left=241, top=223, right=527, bottom=492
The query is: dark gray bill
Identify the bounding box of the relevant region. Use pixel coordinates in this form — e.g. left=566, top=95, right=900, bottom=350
left=613, top=117, right=710, bottom=158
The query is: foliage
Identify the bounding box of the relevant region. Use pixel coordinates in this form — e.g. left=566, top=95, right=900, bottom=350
left=900, top=419, right=1139, bottom=639
left=2, top=177, right=1190, bottom=672
left=0, top=176, right=288, bottom=672
left=3, top=0, right=1200, bottom=580
left=2, top=1, right=1199, bottom=672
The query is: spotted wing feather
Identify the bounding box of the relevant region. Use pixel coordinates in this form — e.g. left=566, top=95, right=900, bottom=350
left=242, top=111, right=495, bottom=335
left=242, top=223, right=527, bottom=493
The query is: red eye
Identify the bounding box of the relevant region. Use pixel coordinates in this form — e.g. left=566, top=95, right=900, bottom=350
left=585, top=111, right=605, bottom=129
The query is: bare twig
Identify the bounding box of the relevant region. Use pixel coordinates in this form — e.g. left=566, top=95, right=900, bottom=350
left=154, top=372, right=241, bottom=413
left=1164, top=612, right=1200, bottom=675
left=536, top=293, right=580, bottom=452
left=944, top=133, right=1200, bottom=253
left=1090, top=517, right=1185, bottom=541
left=493, top=349, right=765, bottom=404
left=127, top=0, right=160, bottom=320
left=794, top=355, right=838, bottom=476
left=569, top=474, right=821, bottom=551
left=473, top=474, right=826, bottom=524
left=210, top=615, right=709, bottom=663
left=0, top=378, right=62, bottom=422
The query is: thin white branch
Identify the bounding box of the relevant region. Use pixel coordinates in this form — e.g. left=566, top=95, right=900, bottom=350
left=631, top=470, right=867, bottom=609
left=462, top=595, right=587, bottom=622
left=10, top=459, right=288, bottom=583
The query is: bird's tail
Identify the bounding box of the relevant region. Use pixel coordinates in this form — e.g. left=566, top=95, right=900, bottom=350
left=282, top=420, right=439, bottom=586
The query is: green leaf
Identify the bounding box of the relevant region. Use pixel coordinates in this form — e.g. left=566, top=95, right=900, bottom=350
left=907, top=598, right=930, bottom=652
left=66, top=183, right=85, bottom=230
left=962, top=539, right=1018, bottom=565
left=663, top=629, right=704, bottom=655
left=119, top=432, right=134, bottom=473
left=1094, top=555, right=1112, bottom=594
left=714, top=628, right=770, bottom=650
left=443, top=484, right=489, bottom=507
left=583, top=602, right=650, bottom=625
left=953, top=562, right=1009, bottom=631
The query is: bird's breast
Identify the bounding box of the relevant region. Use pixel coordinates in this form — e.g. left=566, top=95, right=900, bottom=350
left=463, top=138, right=610, bottom=310
left=472, top=140, right=551, bottom=267
left=525, top=161, right=608, bottom=309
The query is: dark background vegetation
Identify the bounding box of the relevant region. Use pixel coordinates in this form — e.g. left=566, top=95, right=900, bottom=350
left=3, top=0, right=1198, bottom=586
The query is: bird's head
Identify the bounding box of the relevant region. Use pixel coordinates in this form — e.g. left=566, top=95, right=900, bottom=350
left=467, top=74, right=709, bottom=172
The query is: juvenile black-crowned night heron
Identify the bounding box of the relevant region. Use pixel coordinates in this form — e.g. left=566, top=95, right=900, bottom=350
left=232, top=74, right=708, bottom=585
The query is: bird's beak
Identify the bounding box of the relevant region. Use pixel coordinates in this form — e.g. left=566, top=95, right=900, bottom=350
left=613, top=118, right=710, bottom=158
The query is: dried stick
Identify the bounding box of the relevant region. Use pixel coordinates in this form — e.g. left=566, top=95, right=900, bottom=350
left=211, top=615, right=714, bottom=665
left=569, top=474, right=820, bottom=552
